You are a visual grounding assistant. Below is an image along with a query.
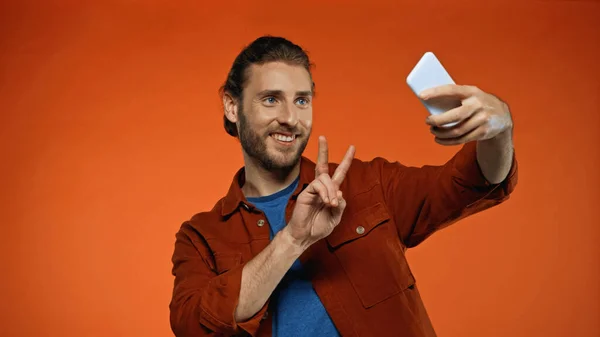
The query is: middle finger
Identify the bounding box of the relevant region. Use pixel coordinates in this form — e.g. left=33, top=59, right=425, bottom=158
left=426, top=96, right=480, bottom=127
left=431, top=109, right=487, bottom=139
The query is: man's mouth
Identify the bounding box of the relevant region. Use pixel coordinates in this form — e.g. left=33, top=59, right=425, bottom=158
left=270, top=132, right=297, bottom=144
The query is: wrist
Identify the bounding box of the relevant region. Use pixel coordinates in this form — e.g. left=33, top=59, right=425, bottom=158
left=479, top=125, right=513, bottom=148
left=477, top=126, right=514, bottom=160
left=276, top=227, right=308, bottom=257
left=495, top=126, right=513, bottom=141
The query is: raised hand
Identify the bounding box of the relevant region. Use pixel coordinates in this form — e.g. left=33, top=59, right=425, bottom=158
left=283, top=136, right=355, bottom=250
left=419, top=84, right=513, bottom=145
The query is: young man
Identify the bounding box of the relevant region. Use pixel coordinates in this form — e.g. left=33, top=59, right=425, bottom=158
left=169, top=36, right=518, bottom=337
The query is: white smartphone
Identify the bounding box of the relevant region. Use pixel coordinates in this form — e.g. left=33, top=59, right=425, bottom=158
left=406, top=52, right=460, bottom=127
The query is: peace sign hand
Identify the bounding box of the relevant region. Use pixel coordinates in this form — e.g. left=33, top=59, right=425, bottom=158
left=283, top=136, right=355, bottom=251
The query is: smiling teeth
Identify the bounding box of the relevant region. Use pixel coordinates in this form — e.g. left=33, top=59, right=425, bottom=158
left=272, top=133, right=294, bottom=142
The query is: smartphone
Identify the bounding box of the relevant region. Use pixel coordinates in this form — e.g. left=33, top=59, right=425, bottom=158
left=406, top=52, right=460, bottom=127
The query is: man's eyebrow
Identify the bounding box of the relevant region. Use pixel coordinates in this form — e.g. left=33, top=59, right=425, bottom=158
left=256, top=90, right=284, bottom=97
left=255, top=90, right=313, bottom=97
left=296, top=91, right=313, bottom=97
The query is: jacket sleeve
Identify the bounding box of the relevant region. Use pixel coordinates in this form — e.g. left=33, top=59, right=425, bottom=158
left=372, top=141, right=518, bottom=248
left=169, top=222, right=269, bottom=337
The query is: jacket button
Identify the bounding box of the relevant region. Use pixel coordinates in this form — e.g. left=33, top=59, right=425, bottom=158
left=356, top=226, right=365, bottom=234
left=257, top=219, right=265, bottom=227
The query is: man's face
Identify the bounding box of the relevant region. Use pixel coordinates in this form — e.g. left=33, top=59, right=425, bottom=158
left=236, top=62, right=313, bottom=171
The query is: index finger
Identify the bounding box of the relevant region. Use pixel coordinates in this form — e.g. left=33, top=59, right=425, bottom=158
left=315, top=135, right=329, bottom=176
left=331, top=145, right=356, bottom=186
left=419, top=84, right=479, bottom=100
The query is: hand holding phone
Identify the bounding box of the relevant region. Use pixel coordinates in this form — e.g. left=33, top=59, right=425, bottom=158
left=406, top=52, right=461, bottom=128
left=406, top=52, right=514, bottom=148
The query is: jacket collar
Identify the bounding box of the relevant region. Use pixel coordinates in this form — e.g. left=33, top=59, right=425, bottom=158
left=220, top=156, right=316, bottom=216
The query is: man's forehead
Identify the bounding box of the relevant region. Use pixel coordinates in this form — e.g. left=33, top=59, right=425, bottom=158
left=245, top=62, right=312, bottom=93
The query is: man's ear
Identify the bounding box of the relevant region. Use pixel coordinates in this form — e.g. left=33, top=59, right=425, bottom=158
left=223, top=93, right=239, bottom=123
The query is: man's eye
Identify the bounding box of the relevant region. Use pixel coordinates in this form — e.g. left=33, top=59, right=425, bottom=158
left=264, top=97, right=277, bottom=104
left=296, top=98, right=309, bottom=105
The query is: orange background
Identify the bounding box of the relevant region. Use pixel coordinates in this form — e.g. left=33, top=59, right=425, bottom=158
left=1, top=1, right=598, bottom=336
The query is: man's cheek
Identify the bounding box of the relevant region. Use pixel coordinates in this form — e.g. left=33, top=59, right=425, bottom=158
left=301, top=119, right=313, bottom=130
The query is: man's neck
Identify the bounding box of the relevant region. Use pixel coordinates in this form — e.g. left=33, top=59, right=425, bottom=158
left=241, top=156, right=301, bottom=198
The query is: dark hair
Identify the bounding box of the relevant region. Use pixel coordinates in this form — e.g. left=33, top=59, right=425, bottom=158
left=220, top=36, right=315, bottom=137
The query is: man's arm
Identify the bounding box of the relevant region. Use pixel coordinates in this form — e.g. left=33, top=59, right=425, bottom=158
left=372, top=140, right=518, bottom=248
left=234, top=229, right=303, bottom=322
left=169, top=223, right=303, bottom=337
left=477, top=127, right=514, bottom=184
left=373, top=85, right=518, bottom=247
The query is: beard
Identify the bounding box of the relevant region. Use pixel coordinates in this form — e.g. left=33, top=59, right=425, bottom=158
left=238, top=107, right=309, bottom=173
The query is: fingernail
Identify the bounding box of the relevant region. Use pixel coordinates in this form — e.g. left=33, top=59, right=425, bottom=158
left=420, top=89, right=431, bottom=98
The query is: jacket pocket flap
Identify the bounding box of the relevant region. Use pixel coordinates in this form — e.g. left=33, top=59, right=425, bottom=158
left=326, top=202, right=390, bottom=249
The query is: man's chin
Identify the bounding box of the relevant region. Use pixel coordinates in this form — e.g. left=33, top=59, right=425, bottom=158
left=263, top=150, right=301, bottom=170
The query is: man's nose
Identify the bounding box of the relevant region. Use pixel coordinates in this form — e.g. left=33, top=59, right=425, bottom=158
left=277, top=102, right=298, bottom=127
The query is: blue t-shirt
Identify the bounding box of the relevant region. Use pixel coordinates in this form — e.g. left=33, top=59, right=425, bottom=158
left=246, top=177, right=340, bottom=337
